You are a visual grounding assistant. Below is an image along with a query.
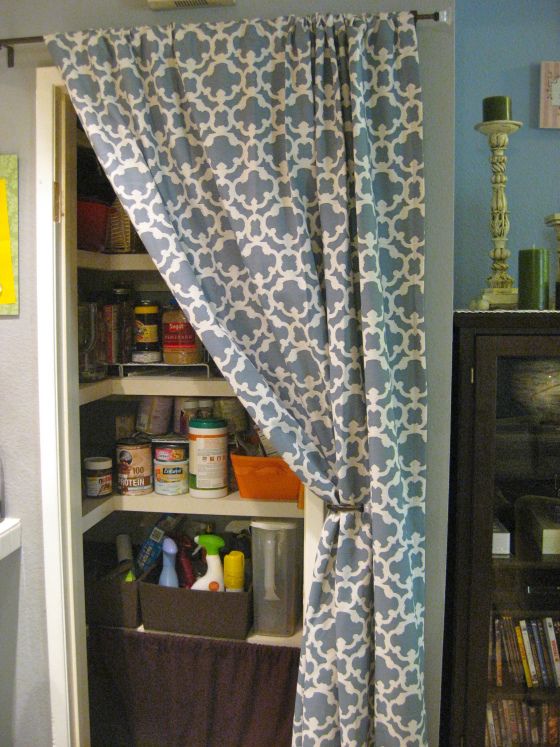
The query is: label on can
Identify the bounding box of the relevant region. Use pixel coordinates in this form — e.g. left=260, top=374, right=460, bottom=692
left=154, top=459, right=188, bottom=495
left=154, top=445, right=188, bottom=462
left=189, top=432, right=228, bottom=489
left=85, top=472, right=112, bottom=497
left=116, top=441, right=153, bottom=495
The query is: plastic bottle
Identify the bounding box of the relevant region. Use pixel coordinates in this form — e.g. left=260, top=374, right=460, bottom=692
left=190, top=534, right=225, bottom=591
left=224, top=550, right=245, bottom=592
left=158, top=537, right=179, bottom=588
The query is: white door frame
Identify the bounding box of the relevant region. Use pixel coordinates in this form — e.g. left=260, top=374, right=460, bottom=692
left=36, top=66, right=89, bottom=747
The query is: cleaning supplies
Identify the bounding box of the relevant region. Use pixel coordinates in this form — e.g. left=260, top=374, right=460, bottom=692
left=158, top=537, right=179, bottom=588
left=224, top=550, right=245, bottom=592
left=190, top=534, right=225, bottom=591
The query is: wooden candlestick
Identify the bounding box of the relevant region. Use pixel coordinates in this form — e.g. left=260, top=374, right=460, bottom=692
left=470, top=119, right=523, bottom=310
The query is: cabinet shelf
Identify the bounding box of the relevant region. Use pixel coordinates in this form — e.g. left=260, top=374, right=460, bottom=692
left=77, top=250, right=156, bottom=272
left=82, top=492, right=303, bottom=533
left=79, top=375, right=235, bottom=404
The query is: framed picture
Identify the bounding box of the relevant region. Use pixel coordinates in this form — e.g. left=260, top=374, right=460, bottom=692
left=539, top=61, right=560, bottom=129
left=0, top=155, right=18, bottom=315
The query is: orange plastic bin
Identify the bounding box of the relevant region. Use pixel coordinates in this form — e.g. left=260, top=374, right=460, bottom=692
left=230, top=453, right=302, bottom=502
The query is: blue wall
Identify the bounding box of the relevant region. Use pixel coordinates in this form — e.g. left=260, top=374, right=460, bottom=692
left=455, top=0, right=560, bottom=309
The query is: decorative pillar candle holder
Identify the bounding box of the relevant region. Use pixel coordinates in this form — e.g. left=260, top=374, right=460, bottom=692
left=545, top=213, right=560, bottom=308
left=518, top=247, right=550, bottom=310
left=470, top=96, right=523, bottom=310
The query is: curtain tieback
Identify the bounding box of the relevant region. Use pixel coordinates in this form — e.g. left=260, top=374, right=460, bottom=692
left=326, top=503, right=363, bottom=513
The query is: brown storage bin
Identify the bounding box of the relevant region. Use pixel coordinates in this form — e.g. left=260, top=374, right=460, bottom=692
left=139, top=580, right=252, bottom=640
left=85, top=574, right=142, bottom=629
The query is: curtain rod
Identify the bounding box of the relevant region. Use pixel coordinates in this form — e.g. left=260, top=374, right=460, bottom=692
left=0, top=11, right=447, bottom=68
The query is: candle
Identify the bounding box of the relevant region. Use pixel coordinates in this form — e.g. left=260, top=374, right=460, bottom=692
left=482, top=96, right=512, bottom=122
left=518, top=247, right=549, bottom=310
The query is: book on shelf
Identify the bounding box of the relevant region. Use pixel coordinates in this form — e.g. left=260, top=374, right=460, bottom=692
left=502, top=616, right=524, bottom=685
left=535, top=618, right=555, bottom=687
left=486, top=703, right=498, bottom=747
left=494, top=618, right=503, bottom=687
left=544, top=616, right=560, bottom=687
left=528, top=618, right=549, bottom=688
left=520, top=619, right=540, bottom=687
left=515, top=622, right=534, bottom=688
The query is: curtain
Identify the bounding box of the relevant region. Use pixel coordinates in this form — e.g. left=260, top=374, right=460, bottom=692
left=46, top=14, right=427, bottom=745
left=88, top=627, right=300, bottom=747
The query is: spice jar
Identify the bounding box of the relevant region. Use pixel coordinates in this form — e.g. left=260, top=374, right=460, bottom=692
left=103, top=286, right=134, bottom=364
left=133, top=300, right=161, bottom=363
left=84, top=456, right=113, bottom=498
left=162, top=299, right=203, bottom=365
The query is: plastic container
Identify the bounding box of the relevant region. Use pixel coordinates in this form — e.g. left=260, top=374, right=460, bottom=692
left=251, top=520, right=300, bottom=636
left=230, top=454, right=301, bottom=501
left=162, top=299, right=203, bottom=365
left=136, top=396, right=173, bottom=435
left=133, top=301, right=161, bottom=363
left=84, top=456, right=113, bottom=498
left=188, top=418, right=228, bottom=498
left=173, top=397, right=199, bottom=436
left=154, top=459, right=188, bottom=495
left=116, top=438, right=153, bottom=495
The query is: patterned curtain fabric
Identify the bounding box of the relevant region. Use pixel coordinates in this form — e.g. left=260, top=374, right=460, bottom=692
left=46, top=14, right=427, bottom=745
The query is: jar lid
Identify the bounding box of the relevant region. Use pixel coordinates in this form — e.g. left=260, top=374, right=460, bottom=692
left=135, top=304, right=159, bottom=313
left=84, top=456, right=112, bottom=470
left=250, top=520, right=297, bottom=530
left=113, top=286, right=131, bottom=296
left=189, top=417, right=227, bottom=429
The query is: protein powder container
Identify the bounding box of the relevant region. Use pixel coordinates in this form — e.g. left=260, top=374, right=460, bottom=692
left=188, top=418, right=228, bottom=498
left=154, top=459, right=189, bottom=495
left=116, top=438, right=153, bottom=495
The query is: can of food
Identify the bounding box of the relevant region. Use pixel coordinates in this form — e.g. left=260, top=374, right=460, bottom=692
left=173, top=397, right=200, bottom=436
left=188, top=417, right=228, bottom=499
left=116, top=438, right=153, bottom=495
left=154, top=459, right=188, bottom=495
left=84, top=456, right=113, bottom=498
left=136, top=395, right=173, bottom=435
left=153, top=441, right=188, bottom=462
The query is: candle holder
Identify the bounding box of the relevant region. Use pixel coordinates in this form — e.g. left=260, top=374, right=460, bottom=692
left=545, top=212, right=560, bottom=308
left=470, top=118, right=523, bottom=310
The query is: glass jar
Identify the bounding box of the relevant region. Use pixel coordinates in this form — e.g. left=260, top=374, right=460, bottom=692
left=113, top=286, right=134, bottom=363
left=162, top=299, right=203, bottom=365
left=133, top=300, right=161, bottom=363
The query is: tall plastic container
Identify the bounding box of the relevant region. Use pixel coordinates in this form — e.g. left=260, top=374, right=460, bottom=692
left=250, top=519, right=300, bottom=636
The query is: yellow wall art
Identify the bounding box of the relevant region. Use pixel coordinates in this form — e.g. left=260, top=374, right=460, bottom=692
left=0, top=155, right=18, bottom=315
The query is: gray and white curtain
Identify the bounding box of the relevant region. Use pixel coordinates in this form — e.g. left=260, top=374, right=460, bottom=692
left=47, top=13, right=427, bottom=745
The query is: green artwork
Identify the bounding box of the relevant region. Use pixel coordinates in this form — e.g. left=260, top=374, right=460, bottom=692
left=0, top=154, right=18, bottom=315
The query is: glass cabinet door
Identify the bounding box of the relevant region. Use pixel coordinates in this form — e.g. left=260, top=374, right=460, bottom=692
left=474, top=336, right=560, bottom=747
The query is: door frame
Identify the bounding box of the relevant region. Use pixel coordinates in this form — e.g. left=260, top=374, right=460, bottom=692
left=36, top=65, right=89, bottom=747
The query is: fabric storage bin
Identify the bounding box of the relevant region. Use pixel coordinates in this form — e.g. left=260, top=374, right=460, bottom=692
left=139, top=578, right=252, bottom=640
left=85, top=574, right=142, bottom=629
left=77, top=200, right=110, bottom=252
left=230, top=453, right=302, bottom=501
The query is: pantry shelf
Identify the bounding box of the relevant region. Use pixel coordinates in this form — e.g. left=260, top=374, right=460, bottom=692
left=77, top=250, right=156, bottom=272
left=79, top=375, right=235, bottom=405
left=82, top=492, right=303, bottom=533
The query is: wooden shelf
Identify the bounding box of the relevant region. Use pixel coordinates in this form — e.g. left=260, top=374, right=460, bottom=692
left=79, top=375, right=235, bottom=405
left=82, top=491, right=303, bottom=532
left=77, top=250, right=156, bottom=272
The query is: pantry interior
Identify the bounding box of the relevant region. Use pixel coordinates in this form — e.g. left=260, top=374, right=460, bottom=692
left=36, top=67, right=325, bottom=745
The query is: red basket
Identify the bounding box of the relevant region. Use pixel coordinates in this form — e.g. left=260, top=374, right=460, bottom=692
left=230, top=453, right=302, bottom=501
left=77, top=200, right=109, bottom=252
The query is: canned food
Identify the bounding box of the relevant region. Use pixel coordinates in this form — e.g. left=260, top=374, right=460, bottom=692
left=154, top=459, right=188, bottom=495
left=116, top=438, right=153, bottom=495
left=153, top=443, right=188, bottom=462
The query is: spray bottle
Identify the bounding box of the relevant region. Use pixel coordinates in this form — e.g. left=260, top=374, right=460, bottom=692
left=190, top=534, right=225, bottom=591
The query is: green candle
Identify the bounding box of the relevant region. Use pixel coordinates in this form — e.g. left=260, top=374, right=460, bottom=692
left=482, top=96, right=512, bottom=122
left=518, top=248, right=549, bottom=310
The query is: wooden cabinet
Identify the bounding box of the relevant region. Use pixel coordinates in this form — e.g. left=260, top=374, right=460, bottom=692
left=441, top=312, right=560, bottom=746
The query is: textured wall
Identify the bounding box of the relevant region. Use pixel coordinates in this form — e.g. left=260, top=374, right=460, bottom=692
left=455, top=0, right=560, bottom=309
left=0, top=2, right=454, bottom=745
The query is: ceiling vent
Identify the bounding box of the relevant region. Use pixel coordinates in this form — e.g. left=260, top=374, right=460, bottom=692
left=148, top=0, right=235, bottom=8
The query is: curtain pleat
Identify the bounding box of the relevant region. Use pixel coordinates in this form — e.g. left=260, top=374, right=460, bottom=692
left=47, top=14, right=427, bottom=744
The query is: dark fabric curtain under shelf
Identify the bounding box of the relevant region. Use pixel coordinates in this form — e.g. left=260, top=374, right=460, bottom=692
left=88, top=627, right=300, bottom=747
